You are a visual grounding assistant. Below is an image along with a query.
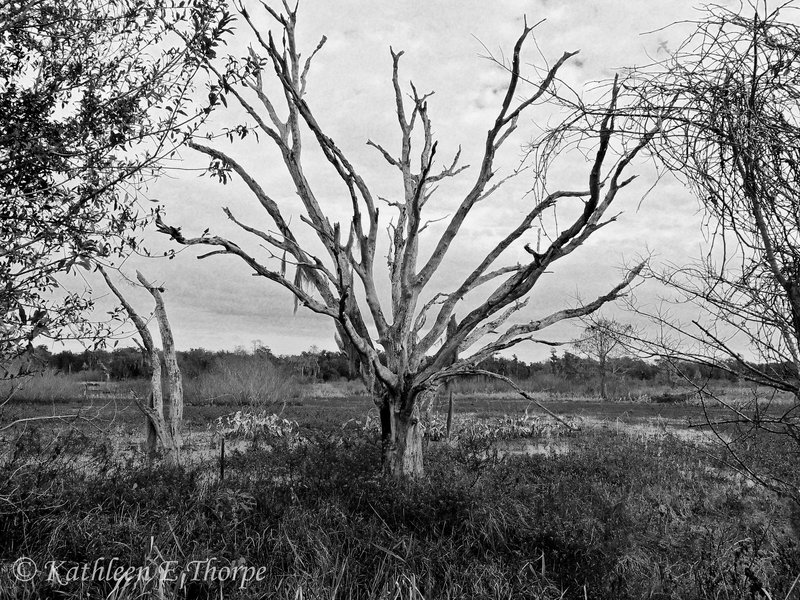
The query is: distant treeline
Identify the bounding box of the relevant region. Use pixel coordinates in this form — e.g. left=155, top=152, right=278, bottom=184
left=30, top=345, right=353, bottom=382
left=477, top=351, right=742, bottom=384
left=26, top=344, right=753, bottom=385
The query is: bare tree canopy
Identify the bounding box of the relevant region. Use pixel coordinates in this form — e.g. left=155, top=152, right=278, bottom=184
left=573, top=317, right=633, bottom=399
left=628, top=1, right=800, bottom=396
left=158, top=2, right=658, bottom=477
left=0, top=0, right=234, bottom=377
left=625, top=1, right=800, bottom=502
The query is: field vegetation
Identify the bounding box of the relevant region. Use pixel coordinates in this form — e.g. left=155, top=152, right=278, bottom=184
left=1, top=348, right=799, bottom=599
left=1, top=409, right=799, bottom=599
left=0, top=344, right=749, bottom=404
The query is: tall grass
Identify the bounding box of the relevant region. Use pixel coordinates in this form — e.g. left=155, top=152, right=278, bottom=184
left=1, top=423, right=798, bottom=599
left=0, top=369, right=82, bottom=403
left=447, top=371, right=668, bottom=399
left=1, top=353, right=297, bottom=410
left=0, top=370, right=149, bottom=404
left=447, top=372, right=758, bottom=403
left=182, top=353, right=298, bottom=407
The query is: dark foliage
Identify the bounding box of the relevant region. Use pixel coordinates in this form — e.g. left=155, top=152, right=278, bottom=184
left=0, top=0, right=234, bottom=377
left=1, top=427, right=797, bottom=599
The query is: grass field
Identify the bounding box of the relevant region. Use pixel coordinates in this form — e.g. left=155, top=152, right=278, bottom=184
left=1, top=378, right=799, bottom=599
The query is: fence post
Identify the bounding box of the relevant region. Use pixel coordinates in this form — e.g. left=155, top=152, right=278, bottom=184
left=219, top=436, right=225, bottom=482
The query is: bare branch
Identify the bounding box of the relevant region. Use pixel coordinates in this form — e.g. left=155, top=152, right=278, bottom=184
left=414, top=35, right=578, bottom=292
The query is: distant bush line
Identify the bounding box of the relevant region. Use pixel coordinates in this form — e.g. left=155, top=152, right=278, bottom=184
left=12, top=344, right=794, bottom=406
left=27, top=345, right=749, bottom=382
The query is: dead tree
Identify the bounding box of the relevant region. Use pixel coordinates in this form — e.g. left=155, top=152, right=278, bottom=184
left=99, top=267, right=184, bottom=463
left=625, top=2, right=800, bottom=502
left=573, top=317, right=633, bottom=399
left=157, top=3, right=658, bottom=478
left=442, top=315, right=459, bottom=439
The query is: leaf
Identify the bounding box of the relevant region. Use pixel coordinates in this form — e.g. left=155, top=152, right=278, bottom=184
left=292, top=264, right=313, bottom=314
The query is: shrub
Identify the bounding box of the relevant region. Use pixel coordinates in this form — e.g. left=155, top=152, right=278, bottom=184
left=424, top=410, right=568, bottom=442
left=213, top=411, right=298, bottom=440
left=183, top=353, right=297, bottom=406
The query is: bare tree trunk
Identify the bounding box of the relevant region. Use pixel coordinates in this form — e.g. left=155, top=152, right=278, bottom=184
left=139, top=272, right=184, bottom=455
left=138, top=343, right=174, bottom=463
left=145, top=401, right=158, bottom=463
left=376, top=390, right=427, bottom=479
left=386, top=406, right=424, bottom=479
left=446, top=390, right=454, bottom=440
left=99, top=266, right=183, bottom=464
left=142, top=330, right=165, bottom=463
left=379, top=397, right=392, bottom=465
left=444, top=315, right=458, bottom=439
left=599, top=355, right=607, bottom=400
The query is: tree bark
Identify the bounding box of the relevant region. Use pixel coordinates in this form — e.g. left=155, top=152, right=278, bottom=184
left=383, top=397, right=424, bottom=479
left=138, top=348, right=178, bottom=464
left=599, top=355, right=607, bottom=400
left=99, top=265, right=183, bottom=464
left=145, top=349, right=165, bottom=462
left=446, top=390, right=454, bottom=441
left=379, top=398, right=392, bottom=464
left=145, top=404, right=158, bottom=463
left=139, top=271, right=184, bottom=455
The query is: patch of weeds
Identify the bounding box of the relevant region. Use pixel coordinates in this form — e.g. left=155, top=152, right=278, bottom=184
left=425, top=410, right=568, bottom=442
left=2, top=425, right=800, bottom=599
left=213, top=410, right=298, bottom=440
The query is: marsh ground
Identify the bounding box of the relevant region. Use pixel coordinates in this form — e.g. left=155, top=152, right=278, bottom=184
left=1, top=381, right=799, bottom=599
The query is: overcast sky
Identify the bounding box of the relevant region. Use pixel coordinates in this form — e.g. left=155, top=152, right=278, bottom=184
left=67, top=0, right=727, bottom=362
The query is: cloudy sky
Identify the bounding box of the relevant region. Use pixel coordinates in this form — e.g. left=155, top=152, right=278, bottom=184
left=72, top=0, right=724, bottom=362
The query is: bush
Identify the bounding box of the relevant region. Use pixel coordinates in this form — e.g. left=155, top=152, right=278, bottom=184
left=183, top=353, right=298, bottom=406
left=0, top=370, right=149, bottom=404
left=213, top=411, right=298, bottom=440
left=424, top=411, right=568, bottom=442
